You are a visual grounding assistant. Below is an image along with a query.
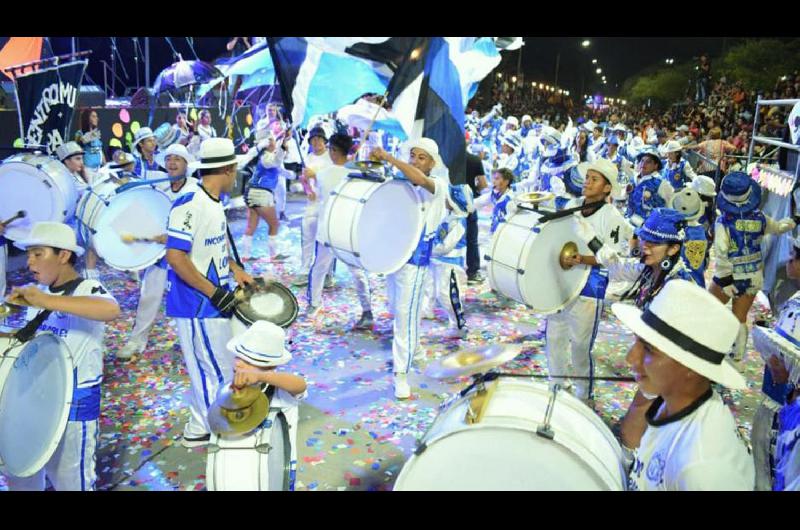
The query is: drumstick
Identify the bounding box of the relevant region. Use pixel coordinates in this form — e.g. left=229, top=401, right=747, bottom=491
left=120, top=233, right=160, bottom=244
left=0, top=210, right=26, bottom=226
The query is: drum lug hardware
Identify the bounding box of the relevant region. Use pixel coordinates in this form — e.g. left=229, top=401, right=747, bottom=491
left=255, top=443, right=273, bottom=455
left=536, top=384, right=560, bottom=440
left=414, top=442, right=428, bottom=456
left=207, top=443, right=221, bottom=454
left=483, top=254, right=492, bottom=262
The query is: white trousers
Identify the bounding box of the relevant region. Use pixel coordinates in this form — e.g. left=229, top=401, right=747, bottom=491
left=275, top=174, right=287, bottom=215
left=5, top=419, right=99, bottom=491
left=307, top=242, right=371, bottom=312
left=0, top=241, right=6, bottom=298
left=752, top=398, right=781, bottom=491
left=421, top=261, right=467, bottom=329
left=175, top=318, right=234, bottom=438
left=545, top=295, right=603, bottom=400
left=301, top=211, right=319, bottom=271
left=389, top=263, right=429, bottom=374
left=128, top=265, right=168, bottom=349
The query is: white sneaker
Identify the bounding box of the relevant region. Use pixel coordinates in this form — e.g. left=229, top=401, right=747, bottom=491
left=445, top=326, right=468, bottom=339
left=181, top=433, right=211, bottom=448
left=116, top=341, right=143, bottom=360
left=394, top=373, right=411, bottom=400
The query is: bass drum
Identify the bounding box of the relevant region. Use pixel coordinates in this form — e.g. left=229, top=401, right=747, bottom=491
left=206, top=408, right=293, bottom=491
left=394, top=378, right=626, bottom=491
left=318, top=176, right=424, bottom=274
left=485, top=209, right=591, bottom=314
left=0, top=153, right=78, bottom=241
left=0, top=334, right=74, bottom=478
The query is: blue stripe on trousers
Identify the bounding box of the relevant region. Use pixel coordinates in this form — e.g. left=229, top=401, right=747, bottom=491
left=405, top=265, right=424, bottom=373
left=190, top=320, right=211, bottom=408
left=198, top=319, right=224, bottom=385
left=585, top=299, right=602, bottom=400
left=307, top=241, right=320, bottom=303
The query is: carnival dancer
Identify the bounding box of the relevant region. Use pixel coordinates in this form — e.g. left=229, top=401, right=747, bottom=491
left=306, top=133, right=373, bottom=329
left=708, top=171, right=796, bottom=362
left=132, top=127, right=160, bottom=179
left=222, top=320, right=307, bottom=491
left=4, top=222, right=120, bottom=490
left=117, top=144, right=199, bottom=359
left=690, top=174, right=718, bottom=241
left=625, top=147, right=674, bottom=228
left=549, top=160, right=633, bottom=403
left=420, top=184, right=475, bottom=339
left=369, top=138, right=446, bottom=399
left=165, top=138, right=255, bottom=447
left=474, top=168, right=516, bottom=234
left=536, top=147, right=579, bottom=209
left=751, top=248, right=800, bottom=489
left=494, top=133, right=522, bottom=179
left=75, top=109, right=105, bottom=170
left=660, top=140, right=697, bottom=191
left=240, top=126, right=292, bottom=262
left=669, top=188, right=709, bottom=287
left=294, top=127, right=333, bottom=286
left=615, top=280, right=754, bottom=491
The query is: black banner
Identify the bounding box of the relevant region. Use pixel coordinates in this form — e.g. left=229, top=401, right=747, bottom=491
left=14, top=60, right=87, bottom=154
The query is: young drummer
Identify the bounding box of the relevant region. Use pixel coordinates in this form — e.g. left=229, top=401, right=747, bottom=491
left=474, top=168, right=516, bottom=234
left=4, top=222, right=120, bottom=490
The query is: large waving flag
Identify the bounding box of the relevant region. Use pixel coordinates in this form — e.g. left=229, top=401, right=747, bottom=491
left=0, top=37, right=44, bottom=80
left=267, top=37, right=393, bottom=127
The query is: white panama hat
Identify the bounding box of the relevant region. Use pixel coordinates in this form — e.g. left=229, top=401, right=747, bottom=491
left=226, top=320, right=292, bottom=368
left=14, top=221, right=85, bottom=257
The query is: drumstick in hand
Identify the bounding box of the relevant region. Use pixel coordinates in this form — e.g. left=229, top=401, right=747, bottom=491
left=120, top=233, right=164, bottom=244
left=1, top=210, right=26, bottom=227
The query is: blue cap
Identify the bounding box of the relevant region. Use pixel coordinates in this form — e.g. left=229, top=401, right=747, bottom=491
left=717, top=171, right=761, bottom=214
left=635, top=208, right=686, bottom=244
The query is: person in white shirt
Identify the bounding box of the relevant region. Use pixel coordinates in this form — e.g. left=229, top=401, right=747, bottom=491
left=294, top=127, right=333, bottom=286
left=117, top=144, right=199, bottom=359
left=306, top=133, right=373, bottom=329
left=550, top=160, right=633, bottom=403
left=369, top=138, right=446, bottom=399
left=165, top=138, right=255, bottom=447
left=3, top=222, right=120, bottom=490
left=614, top=279, right=755, bottom=491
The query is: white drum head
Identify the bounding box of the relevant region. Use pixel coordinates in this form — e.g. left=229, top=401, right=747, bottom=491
left=355, top=180, right=423, bottom=274
left=93, top=187, right=172, bottom=271
left=0, top=158, right=70, bottom=241
left=0, top=335, right=74, bottom=478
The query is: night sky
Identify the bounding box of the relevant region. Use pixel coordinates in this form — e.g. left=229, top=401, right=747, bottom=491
left=46, top=37, right=748, bottom=99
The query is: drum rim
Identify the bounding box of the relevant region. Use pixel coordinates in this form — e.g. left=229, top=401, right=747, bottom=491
left=0, top=334, right=74, bottom=477
left=91, top=186, right=172, bottom=272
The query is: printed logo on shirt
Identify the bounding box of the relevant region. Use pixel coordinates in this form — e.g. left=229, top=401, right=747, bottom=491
left=91, top=285, right=107, bottom=295
left=610, top=226, right=620, bottom=244
left=646, top=450, right=667, bottom=484
left=204, top=233, right=227, bottom=246
left=183, top=212, right=193, bottom=231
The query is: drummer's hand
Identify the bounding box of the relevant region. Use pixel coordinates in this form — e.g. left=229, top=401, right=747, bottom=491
left=562, top=254, right=582, bottom=269
left=0, top=223, right=5, bottom=236
left=154, top=234, right=167, bottom=244
left=233, top=267, right=255, bottom=287
left=11, top=286, right=50, bottom=309
left=767, top=354, right=790, bottom=385
left=369, top=146, right=389, bottom=162
left=233, top=358, right=266, bottom=388
left=303, top=167, right=316, bottom=180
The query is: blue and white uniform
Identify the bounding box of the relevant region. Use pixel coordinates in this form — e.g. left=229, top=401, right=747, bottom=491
left=300, top=150, right=333, bottom=272
left=246, top=146, right=286, bottom=208
left=775, top=398, right=800, bottom=490
left=125, top=176, right=200, bottom=354
left=6, top=278, right=117, bottom=491
left=681, top=222, right=709, bottom=288
left=546, top=199, right=632, bottom=400
left=662, top=159, right=697, bottom=191
left=165, top=185, right=235, bottom=439
left=474, top=188, right=514, bottom=234
left=626, top=173, right=674, bottom=228
left=133, top=156, right=160, bottom=179
left=386, top=177, right=446, bottom=374
left=421, top=213, right=469, bottom=333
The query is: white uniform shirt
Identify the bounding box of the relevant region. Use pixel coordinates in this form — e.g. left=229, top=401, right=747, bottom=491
left=628, top=390, right=755, bottom=491
left=26, top=279, right=117, bottom=388
left=419, top=176, right=447, bottom=240
left=315, top=165, right=350, bottom=242
left=565, top=198, right=633, bottom=265
left=165, top=185, right=231, bottom=319
left=156, top=175, right=200, bottom=202
left=304, top=151, right=334, bottom=215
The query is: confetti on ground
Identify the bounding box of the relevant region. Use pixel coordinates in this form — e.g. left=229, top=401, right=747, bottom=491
left=0, top=196, right=770, bottom=491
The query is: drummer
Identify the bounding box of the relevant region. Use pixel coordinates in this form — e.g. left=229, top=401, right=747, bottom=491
left=613, top=279, right=754, bottom=490
left=132, top=127, right=160, bottom=179
left=473, top=168, right=515, bottom=234
left=551, top=160, right=632, bottom=404
left=117, top=144, right=199, bottom=360
left=57, top=142, right=103, bottom=282
left=369, top=138, right=446, bottom=400
left=165, top=138, right=255, bottom=447
left=4, top=221, right=120, bottom=491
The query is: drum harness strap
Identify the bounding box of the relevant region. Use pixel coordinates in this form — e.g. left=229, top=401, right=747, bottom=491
left=14, top=277, right=84, bottom=343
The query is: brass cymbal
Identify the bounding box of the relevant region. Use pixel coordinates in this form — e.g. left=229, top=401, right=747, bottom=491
left=208, top=384, right=269, bottom=435
left=0, top=303, right=21, bottom=318
left=559, top=241, right=579, bottom=270
left=344, top=160, right=385, bottom=171
left=425, top=344, right=523, bottom=379
left=514, top=191, right=555, bottom=204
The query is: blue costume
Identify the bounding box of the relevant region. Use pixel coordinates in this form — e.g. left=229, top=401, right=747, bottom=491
left=681, top=223, right=709, bottom=287
left=662, top=160, right=692, bottom=190
left=626, top=174, right=671, bottom=227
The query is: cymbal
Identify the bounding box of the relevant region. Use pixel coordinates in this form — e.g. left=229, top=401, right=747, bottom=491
left=425, top=344, right=523, bottom=379
left=0, top=303, right=21, bottom=318
left=344, top=160, right=385, bottom=171
left=514, top=191, right=555, bottom=204
left=207, top=384, right=269, bottom=435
